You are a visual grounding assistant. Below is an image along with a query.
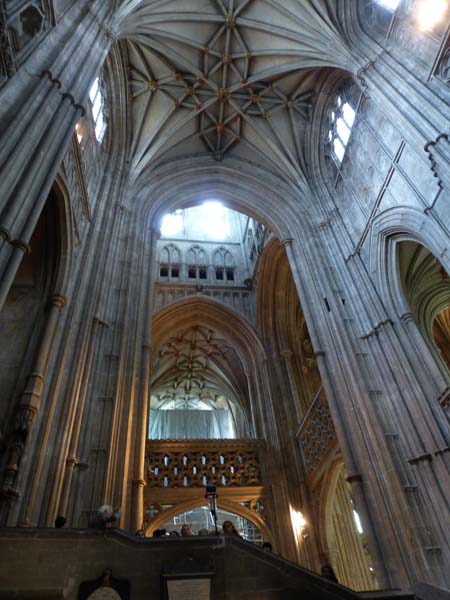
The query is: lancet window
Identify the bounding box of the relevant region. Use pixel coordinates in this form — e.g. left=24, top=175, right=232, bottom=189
left=89, top=76, right=106, bottom=143
left=214, top=248, right=235, bottom=282
left=328, top=92, right=356, bottom=166
left=159, top=244, right=181, bottom=279
left=187, top=245, right=208, bottom=280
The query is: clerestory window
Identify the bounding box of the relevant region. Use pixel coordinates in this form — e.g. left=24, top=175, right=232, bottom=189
left=328, top=95, right=356, bottom=166
left=89, top=77, right=106, bottom=143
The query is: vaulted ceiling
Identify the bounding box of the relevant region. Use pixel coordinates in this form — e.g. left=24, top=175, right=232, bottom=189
left=150, top=325, right=248, bottom=414
left=114, top=0, right=357, bottom=185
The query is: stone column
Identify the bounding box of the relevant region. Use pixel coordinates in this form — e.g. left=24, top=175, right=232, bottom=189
left=131, top=228, right=160, bottom=532
left=280, top=349, right=303, bottom=423
left=54, top=317, right=106, bottom=522
left=0, top=0, right=115, bottom=312
left=0, top=294, right=66, bottom=522
left=283, top=238, right=391, bottom=587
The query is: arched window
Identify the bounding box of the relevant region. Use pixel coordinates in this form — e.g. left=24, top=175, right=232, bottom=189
left=214, top=248, right=235, bottom=282
left=89, top=77, right=106, bottom=143
left=187, top=245, right=209, bottom=280
left=328, top=92, right=356, bottom=166
left=198, top=248, right=208, bottom=266
left=159, top=244, right=181, bottom=279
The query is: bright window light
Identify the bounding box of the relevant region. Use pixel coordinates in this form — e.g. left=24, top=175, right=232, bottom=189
left=416, top=0, right=447, bottom=31
left=75, top=122, right=82, bottom=143
left=89, top=78, right=99, bottom=103
left=290, top=506, right=307, bottom=540
left=95, top=112, right=105, bottom=143
left=377, top=0, right=400, bottom=10
left=329, top=96, right=356, bottom=166
left=89, top=76, right=106, bottom=143
left=92, top=95, right=102, bottom=122
left=333, top=137, right=345, bottom=162
left=342, top=103, right=356, bottom=128
left=161, top=202, right=229, bottom=240
left=336, top=118, right=351, bottom=144
left=353, top=509, right=364, bottom=534
left=201, top=201, right=228, bottom=239
left=161, top=209, right=184, bottom=236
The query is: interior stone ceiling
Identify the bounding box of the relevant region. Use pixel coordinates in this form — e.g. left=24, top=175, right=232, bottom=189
left=115, top=0, right=355, bottom=184
left=150, top=326, right=247, bottom=409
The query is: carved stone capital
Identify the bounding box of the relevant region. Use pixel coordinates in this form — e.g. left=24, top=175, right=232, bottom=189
left=50, top=294, right=67, bottom=309
left=10, top=239, right=31, bottom=254
left=400, top=312, right=415, bottom=324
left=65, top=457, right=79, bottom=468
left=132, top=478, right=147, bottom=489
left=0, top=225, right=11, bottom=242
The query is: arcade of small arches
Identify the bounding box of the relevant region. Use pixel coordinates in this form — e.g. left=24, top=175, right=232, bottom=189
left=2, top=0, right=450, bottom=596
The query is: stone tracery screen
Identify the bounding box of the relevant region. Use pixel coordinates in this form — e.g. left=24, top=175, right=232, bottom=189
left=297, top=387, right=336, bottom=477
left=146, top=440, right=262, bottom=488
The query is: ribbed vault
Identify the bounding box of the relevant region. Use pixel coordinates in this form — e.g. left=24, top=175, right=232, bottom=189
left=151, top=297, right=267, bottom=435
left=113, top=0, right=358, bottom=184
left=150, top=324, right=248, bottom=435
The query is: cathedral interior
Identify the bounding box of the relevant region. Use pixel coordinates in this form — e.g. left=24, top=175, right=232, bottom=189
left=1, top=0, right=450, bottom=598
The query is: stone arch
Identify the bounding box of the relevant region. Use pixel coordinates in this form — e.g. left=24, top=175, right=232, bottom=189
left=257, top=238, right=321, bottom=416
left=197, top=247, right=208, bottom=266
left=0, top=176, right=73, bottom=522
left=368, top=207, right=450, bottom=385
left=160, top=243, right=181, bottom=264
left=135, top=157, right=308, bottom=240
left=49, top=174, right=74, bottom=298
left=151, top=296, right=266, bottom=438
left=368, top=207, right=450, bottom=318
left=152, top=296, right=265, bottom=366
left=319, top=459, right=379, bottom=591
left=144, top=497, right=273, bottom=544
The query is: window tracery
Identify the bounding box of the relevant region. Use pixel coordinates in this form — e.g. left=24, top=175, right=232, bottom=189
left=159, top=244, right=181, bottom=279
left=328, top=92, right=356, bottom=166
left=89, top=76, right=106, bottom=143
left=214, top=247, right=235, bottom=282
left=187, top=245, right=209, bottom=280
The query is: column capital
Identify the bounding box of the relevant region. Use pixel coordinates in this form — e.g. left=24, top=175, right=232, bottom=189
left=0, top=226, right=12, bottom=242
left=10, top=239, right=31, bottom=254
left=50, top=294, right=67, bottom=309
left=132, top=479, right=147, bottom=489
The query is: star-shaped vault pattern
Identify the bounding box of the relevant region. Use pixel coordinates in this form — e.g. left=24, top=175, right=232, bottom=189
left=129, top=2, right=313, bottom=162
left=117, top=0, right=355, bottom=183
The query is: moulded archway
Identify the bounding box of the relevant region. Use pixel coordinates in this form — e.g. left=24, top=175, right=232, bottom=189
left=319, top=460, right=379, bottom=591
left=0, top=177, right=73, bottom=525
left=151, top=296, right=267, bottom=435
left=144, top=496, right=273, bottom=544
left=152, top=296, right=266, bottom=368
